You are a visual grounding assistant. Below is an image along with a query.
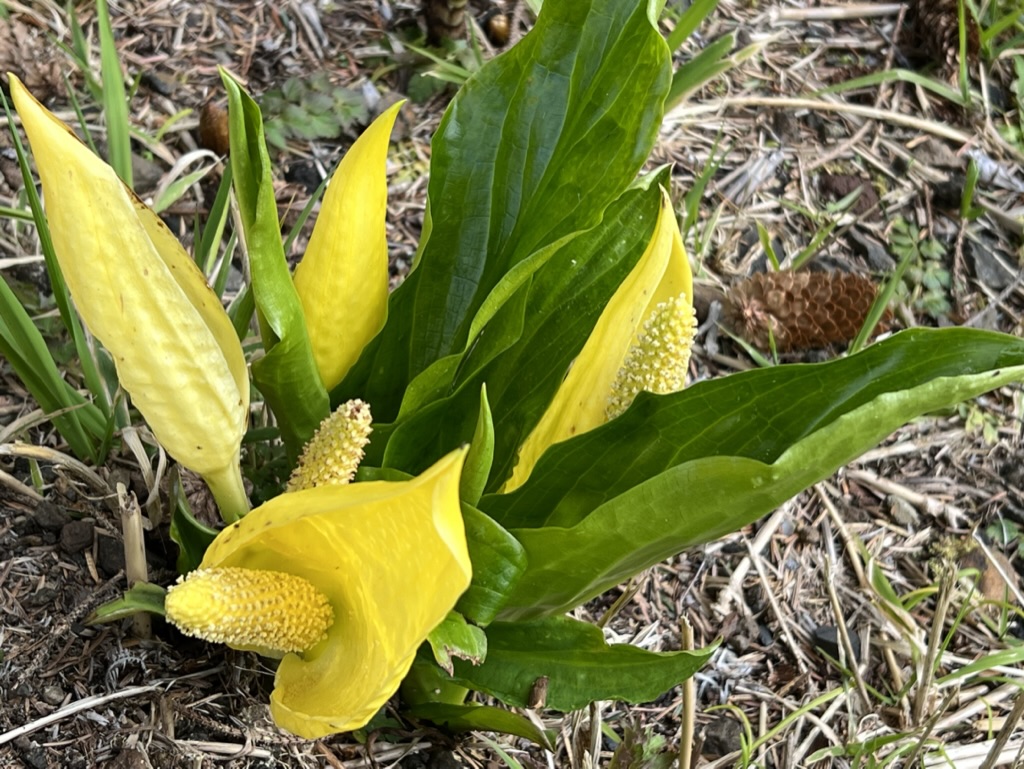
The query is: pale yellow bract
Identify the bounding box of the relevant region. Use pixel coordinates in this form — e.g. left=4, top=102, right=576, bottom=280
left=504, top=189, right=695, bottom=491
left=293, top=102, right=403, bottom=391
left=9, top=75, right=250, bottom=520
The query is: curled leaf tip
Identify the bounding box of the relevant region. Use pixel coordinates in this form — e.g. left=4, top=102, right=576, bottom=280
left=606, top=292, right=697, bottom=420
left=287, top=399, right=372, bottom=491
left=165, top=567, right=334, bottom=654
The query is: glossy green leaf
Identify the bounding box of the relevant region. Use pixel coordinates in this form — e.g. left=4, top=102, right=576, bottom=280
left=85, top=582, right=166, bottom=625
left=427, top=611, right=488, bottom=674
left=336, top=0, right=672, bottom=421
left=459, top=385, right=494, bottom=506
left=168, top=468, right=219, bottom=573
left=374, top=172, right=668, bottom=482
left=449, top=616, right=714, bottom=711
left=478, top=328, right=1024, bottom=618
left=221, top=71, right=329, bottom=460
left=407, top=703, right=554, bottom=749
left=456, top=504, right=527, bottom=626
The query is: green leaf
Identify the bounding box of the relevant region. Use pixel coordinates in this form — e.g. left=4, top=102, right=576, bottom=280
left=460, top=385, right=494, bottom=506
left=427, top=611, right=488, bottom=674
left=376, top=172, right=667, bottom=482
left=0, top=275, right=107, bottom=461
left=96, top=0, right=132, bottom=186
left=457, top=504, right=528, bottom=626
left=168, top=468, right=219, bottom=573
left=221, top=71, right=330, bottom=460
left=85, top=582, right=166, bottom=625
left=449, top=616, right=715, bottom=711
left=480, top=328, right=1024, bottom=619
left=336, top=0, right=672, bottom=421
left=407, top=703, right=555, bottom=750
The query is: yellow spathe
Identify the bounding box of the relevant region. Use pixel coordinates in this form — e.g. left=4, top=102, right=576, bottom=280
left=197, top=449, right=471, bottom=738
left=293, top=102, right=404, bottom=391
left=10, top=76, right=250, bottom=519
left=504, top=189, right=694, bottom=491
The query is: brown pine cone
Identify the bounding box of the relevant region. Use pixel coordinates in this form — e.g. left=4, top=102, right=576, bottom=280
left=424, top=0, right=468, bottom=45
left=722, top=271, right=890, bottom=352
left=905, top=0, right=980, bottom=77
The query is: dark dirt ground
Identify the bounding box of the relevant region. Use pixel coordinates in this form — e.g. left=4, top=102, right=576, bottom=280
left=2, top=1, right=1024, bottom=767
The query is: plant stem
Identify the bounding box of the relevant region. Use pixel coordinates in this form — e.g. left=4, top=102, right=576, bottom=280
left=205, top=460, right=250, bottom=523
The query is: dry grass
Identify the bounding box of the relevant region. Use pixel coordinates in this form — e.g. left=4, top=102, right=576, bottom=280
left=1, top=0, right=1023, bottom=767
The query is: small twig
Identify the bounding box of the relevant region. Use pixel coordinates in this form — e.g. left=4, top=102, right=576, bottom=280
left=771, top=4, right=903, bottom=21
left=823, top=558, right=871, bottom=707
left=713, top=505, right=789, bottom=617
left=746, top=537, right=811, bottom=675
left=117, top=482, right=151, bottom=639
left=846, top=468, right=966, bottom=527
left=0, top=684, right=162, bottom=745
left=679, top=616, right=696, bottom=769
left=0, top=465, right=44, bottom=501
left=0, top=441, right=110, bottom=497
left=914, top=567, right=954, bottom=725
left=903, top=690, right=959, bottom=768
left=979, top=691, right=1024, bottom=769
left=668, top=97, right=978, bottom=147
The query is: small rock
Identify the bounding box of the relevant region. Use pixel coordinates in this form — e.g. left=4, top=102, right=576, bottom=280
left=96, top=532, right=125, bottom=576
left=25, top=584, right=58, bottom=608
left=13, top=736, right=47, bottom=769
left=818, top=173, right=880, bottom=218
left=41, top=684, right=65, bottom=706
left=283, top=158, right=322, bottom=195
left=812, top=624, right=862, bottom=662
left=703, top=715, right=744, bottom=757
left=104, top=748, right=153, bottom=769
left=966, top=237, right=1016, bottom=291
left=60, top=519, right=94, bottom=554
left=757, top=623, right=774, bottom=647
left=33, top=500, right=70, bottom=531
left=845, top=228, right=895, bottom=271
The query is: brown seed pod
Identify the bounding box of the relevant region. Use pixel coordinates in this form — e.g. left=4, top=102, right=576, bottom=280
left=486, top=12, right=511, bottom=46
left=722, top=271, right=890, bottom=352
left=198, top=101, right=230, bottom=157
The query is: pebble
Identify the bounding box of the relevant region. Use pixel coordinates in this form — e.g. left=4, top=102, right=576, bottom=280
left=13, top=736, right=47, bottom=769
left=97, top=533, right=126, bottom=576
left=60, top=519, right=94, bottom=554
left=33, top=500, right=70, bottom=531
left=703, top=715, right=744, bottom=757
left=812, top=624, right=862, bottom=662
left=41, top=684, right=65, bottom=706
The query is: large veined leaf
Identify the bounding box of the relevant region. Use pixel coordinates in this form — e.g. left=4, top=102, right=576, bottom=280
left=448, top=616, right=714, bottom=711
left=475, top=328, right=1024, bottom=619
left=335, top=0, right=672, bottom=420
left=373, top=173, right=668, bottom=479
left=222, top=72, right=330, bottom=460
